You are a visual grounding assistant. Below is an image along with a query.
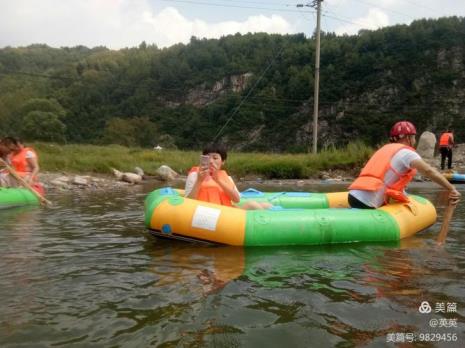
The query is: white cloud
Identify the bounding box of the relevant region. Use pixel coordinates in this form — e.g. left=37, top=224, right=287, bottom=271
left=143, top=8, right=294, bottom=47
left=334, top=8, right=390, bottom=35
left=0, top=0, right=296, bottom=49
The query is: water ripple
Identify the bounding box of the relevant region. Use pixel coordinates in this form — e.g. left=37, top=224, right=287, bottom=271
left=1, top=185, right=464, bottom=346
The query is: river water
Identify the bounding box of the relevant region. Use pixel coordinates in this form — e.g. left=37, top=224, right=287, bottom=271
left=0, top=182, right=464, bottom=347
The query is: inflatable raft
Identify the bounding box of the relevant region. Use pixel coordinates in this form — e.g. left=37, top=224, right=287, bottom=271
left=144, top=188, right=437, bottom=246
left=443, top=172, right=465, bottom=184
left=0, top=187, right=39, bottom=209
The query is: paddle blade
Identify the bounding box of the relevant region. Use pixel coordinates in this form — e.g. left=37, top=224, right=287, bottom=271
left=437, top=204, right=456, bottom=245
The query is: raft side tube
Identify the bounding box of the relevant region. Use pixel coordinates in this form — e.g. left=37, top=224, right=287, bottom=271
left=149, top=194, right=247, bottom=246
left=244, top=208, right=400, bottom=246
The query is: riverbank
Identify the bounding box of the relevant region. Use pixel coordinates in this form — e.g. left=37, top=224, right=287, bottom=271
left=34, top=142, right=372, bottom=179
left=30, top=142, right=465, bottom=192
left=37, top=168, right=355, bottom=193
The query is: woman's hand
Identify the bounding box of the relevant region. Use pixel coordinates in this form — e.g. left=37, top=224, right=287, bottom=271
left=198, top=164, right=210, bottom=181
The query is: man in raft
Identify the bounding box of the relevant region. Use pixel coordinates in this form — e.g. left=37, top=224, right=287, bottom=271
left=185, top=144, right=271, bottom=210
left=348, top=121, right=461, bottom=209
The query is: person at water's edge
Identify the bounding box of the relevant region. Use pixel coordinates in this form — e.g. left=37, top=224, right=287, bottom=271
left=439, top=129, right=454, bottom=171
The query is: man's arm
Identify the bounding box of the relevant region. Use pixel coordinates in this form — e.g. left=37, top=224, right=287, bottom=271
left=411, top=159, right=461, bottom=205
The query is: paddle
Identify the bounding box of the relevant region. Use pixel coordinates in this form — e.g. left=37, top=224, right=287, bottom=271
left=0, top=158, right=52, bottom=207
left=436, top=203, right=456, bottom=246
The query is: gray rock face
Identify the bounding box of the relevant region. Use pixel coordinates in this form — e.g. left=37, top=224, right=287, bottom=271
left=416, top=131, right=436, bottom=159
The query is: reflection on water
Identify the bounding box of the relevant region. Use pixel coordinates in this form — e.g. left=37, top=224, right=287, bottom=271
left=0, top=183, right=464, bottom=346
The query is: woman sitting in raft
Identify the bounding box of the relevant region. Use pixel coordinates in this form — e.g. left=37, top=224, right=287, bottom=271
left=1, top=137, right=45, bottom=195
left=185, top=144, right=271, bottom=210
left=348, top=120, right=461, bottom=209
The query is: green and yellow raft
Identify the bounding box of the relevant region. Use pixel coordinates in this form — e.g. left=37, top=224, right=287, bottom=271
left=0, top=187, right=39, bottom=209
left=144, top=188, right=437, bottom=246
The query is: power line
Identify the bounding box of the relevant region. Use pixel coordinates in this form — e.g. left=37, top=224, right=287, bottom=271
left=352, top=0, right=416, bottom=20
left=3, top=69, right=463, bottom=109
left=398, top=0, right=441, bottom=15
left=161, top=0, right=314, bottom=13
left=0, top=70, right=77, bottom=81
left=212, top=46, right=286, bottom=142
left=321, top=9, right=371, bottom=29
left=198, top=0, right=296, bottom=6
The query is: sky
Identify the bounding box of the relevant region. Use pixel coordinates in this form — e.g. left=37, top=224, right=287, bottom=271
left=0, top=0, right=464, bottom=49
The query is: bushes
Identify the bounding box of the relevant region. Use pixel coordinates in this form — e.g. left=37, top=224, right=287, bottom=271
left=34, top=142, right=372, bottom=178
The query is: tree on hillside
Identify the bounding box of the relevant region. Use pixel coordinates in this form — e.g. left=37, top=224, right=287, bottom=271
left=102, top=117, right=158, bottom=147
left=22, top=111, right=66, bottom=142
left=102, top=118, right=137, bottom=147
left=13, top=98, right=67, bottom=142
left=2, top=17, right=465, bottom=149
left=19, top=98, right=66, bottom=119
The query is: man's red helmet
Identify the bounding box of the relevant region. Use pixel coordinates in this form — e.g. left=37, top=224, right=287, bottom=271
left=389, top=121, right=417, bottom=138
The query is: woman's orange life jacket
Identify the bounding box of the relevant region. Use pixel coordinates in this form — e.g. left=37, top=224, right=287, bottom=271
left=10, top=147, right=37, bottom=178
left=348, top=143, right=417, bottom=203
left=188, top=166, right=234, bottom=206
left=439, top=132, right=453, bottom=147
left=9, top=147, right=44, bottom=195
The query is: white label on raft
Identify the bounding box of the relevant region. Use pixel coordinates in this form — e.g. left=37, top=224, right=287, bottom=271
left=192, top=205, right=221, bottom=231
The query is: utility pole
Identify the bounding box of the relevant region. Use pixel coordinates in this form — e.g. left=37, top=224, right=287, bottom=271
left=312, top=0, right=322, bottom=154
left=298, top=1, right=323, bottom=153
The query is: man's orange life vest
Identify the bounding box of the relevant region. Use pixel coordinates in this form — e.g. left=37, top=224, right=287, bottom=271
left=189, top=166, right=233, bottom=206
left=10, top=147, right=37, bottom=177
left=349, top=143, right=417, bottom=203
left=439, top=132, right=454, bottom=147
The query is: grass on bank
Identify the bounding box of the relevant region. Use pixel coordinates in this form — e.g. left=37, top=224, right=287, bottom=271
left=34, top=142, right=373, bottom=179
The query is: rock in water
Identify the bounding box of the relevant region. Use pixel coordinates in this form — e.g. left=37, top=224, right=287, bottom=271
left=134, top=167, right=144, bottom=176
left=111, top=167, right=142, bottom=184
left=155, top=165, right=179, bottom=181
left=111, top=168, right=123, bottom=180
left=122, top=172, right=142, bottom=184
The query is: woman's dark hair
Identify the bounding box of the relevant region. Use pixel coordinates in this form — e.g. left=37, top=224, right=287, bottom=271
left=1, top=136, right=20, bottom=147
left=0, top=143, right=10, bottom=157
left=202, top=144, right=227, bottom=161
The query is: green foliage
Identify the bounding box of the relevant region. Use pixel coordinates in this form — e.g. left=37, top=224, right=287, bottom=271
left=102, top=118, right=137, bottom=147
left=19, top=98, right=66, bottom=118
left=22, top=111, right=66, bottom=142
left=102, top=117, right=158, bottom=147
left=2, top=17, right=465, bottom=150
left=34, top=142, right=373, bottom=178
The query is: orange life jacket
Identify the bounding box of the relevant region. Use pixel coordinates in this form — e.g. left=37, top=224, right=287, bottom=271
left=188, top=166, right=233, bottom=206
left=439, top=132, right=453, bottom=147
left=348, top=143, right=417, bottom=203
left=10, top=147, right=37, bottom=178
left=8, top=147, right=44, bottom=195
